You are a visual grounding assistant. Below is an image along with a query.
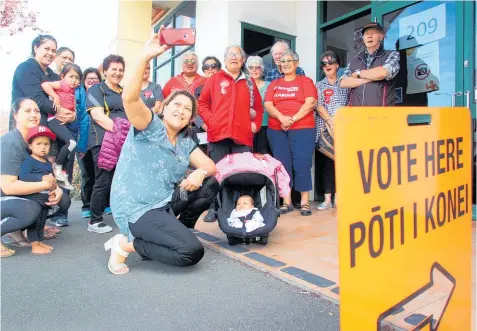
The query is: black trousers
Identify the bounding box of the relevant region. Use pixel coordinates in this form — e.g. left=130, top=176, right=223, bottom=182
left=1, top=194, right=71, bottom=241
left=90, top=146, right=114, bottom=224
left=77, top=151, right=95, bottom=211
left=322, top=157, right=335, bottom=194
left=253, top=126, right=271, bottom=155
left=208, top=138, right=251, bottom=163
left=129, top=177, right=219, bottom=266
left=47, top=118, right=77, bottom=166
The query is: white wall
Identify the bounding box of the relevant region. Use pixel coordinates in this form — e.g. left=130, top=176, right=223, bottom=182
left=295, top=1, right=317, bottom=82
left=195, top=0, right=230, bottom=73
left=227, top=1, right=297, bottom=43
left=195, top=0, right=317, bottom=81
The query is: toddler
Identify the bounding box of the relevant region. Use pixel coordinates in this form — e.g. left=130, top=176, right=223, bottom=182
left=41, top=63, right=82, bottom=189
left=19, top=126, right=59, bottom=254
left=227, top=195, right=265, bottom=233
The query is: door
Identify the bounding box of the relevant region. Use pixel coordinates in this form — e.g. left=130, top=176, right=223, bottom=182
left=375, top=1, right=465, bottom=107
left=376, top=0, right=476, bottom=219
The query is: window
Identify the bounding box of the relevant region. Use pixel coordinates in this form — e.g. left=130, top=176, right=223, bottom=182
left=153, top=1, right=196, bottom=84
left=323, top=1, right=371, bottom=22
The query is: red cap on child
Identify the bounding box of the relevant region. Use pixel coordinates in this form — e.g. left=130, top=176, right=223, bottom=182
left=26, top=126, right=57, bottom=142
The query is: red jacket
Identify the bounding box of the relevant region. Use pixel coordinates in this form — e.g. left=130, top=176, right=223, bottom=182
left=198, top=70, right=263, bottom=147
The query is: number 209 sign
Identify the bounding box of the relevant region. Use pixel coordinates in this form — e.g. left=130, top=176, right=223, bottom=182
left=336, top=107, right=472, bottom=331
left=398, top=3, right=446, bottom=50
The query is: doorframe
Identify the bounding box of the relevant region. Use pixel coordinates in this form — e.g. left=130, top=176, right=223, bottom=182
left=240, top=22, right=297, bottom=52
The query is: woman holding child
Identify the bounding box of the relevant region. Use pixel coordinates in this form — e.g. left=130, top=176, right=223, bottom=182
left=0, top=98, right=71, bottom=257
left=104, top=27, right=219, bottom=275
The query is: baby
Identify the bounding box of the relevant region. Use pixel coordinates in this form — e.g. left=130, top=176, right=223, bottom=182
left=227, top=195, right=265, bottom=233
left=18, top=126, right=59, bottom=255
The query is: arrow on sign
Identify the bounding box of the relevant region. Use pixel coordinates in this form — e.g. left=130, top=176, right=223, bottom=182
left=377, top=262, right=456, bottom=331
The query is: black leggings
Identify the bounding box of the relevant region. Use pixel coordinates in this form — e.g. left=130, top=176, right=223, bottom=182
left=129, top=176, right=219, bottom=266
left=322, top=157, right=335, bottom=194
left=48, top=118, right=77, bottom=166
left=1, top=194, right=71, bottom=242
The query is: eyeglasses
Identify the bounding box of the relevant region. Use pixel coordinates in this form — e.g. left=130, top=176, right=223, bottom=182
left=202, top=63, right=218, bottom=71
left=320, top=59, right=337, bottom=67
left=183, top=59, right=196, bottom=65
left=280, top=59, right=296, bottom=64
left=226, top=52, right=242, bottom=59
left=247, top=65, right=262, bottom=71
left=85, top=77, right=100, bottom=82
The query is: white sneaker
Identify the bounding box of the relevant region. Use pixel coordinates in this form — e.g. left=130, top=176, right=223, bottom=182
left=53, top=163, right=67, bottom=182
left=60, top=178, right=74, bottom=190
left=87, top=222, right=113, bottom=234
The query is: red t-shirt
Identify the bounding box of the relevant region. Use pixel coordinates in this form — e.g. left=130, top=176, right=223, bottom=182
left=265, top=76, right=317, bottom=130
left=162, top=73, right=206, bottom=99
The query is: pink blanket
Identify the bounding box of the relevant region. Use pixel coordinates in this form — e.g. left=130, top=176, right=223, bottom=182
left=215, top=152, right=291, bottom=198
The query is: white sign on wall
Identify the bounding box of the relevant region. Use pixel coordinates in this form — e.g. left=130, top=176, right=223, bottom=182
left=398, top=3, right=446, bottom=50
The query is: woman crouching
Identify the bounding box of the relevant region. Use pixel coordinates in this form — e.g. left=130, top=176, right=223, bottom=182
left=104, top=27, right=219, bottom=275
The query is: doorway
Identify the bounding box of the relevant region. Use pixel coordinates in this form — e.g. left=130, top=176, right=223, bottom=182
left=241, top=22, right=296, bottom=71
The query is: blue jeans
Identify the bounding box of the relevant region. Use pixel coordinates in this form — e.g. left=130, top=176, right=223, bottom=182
left=267, top=128, right=316, bottom=192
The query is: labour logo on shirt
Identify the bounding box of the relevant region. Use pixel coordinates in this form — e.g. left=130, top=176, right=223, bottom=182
left=324, top=88, right=334, bottom=104
left=144, top=90, right=154, bottom=99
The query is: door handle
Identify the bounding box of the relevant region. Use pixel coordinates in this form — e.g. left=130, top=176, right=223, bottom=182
left=464, top=90, right=471, bottom=108
left=452, top=91, right=462, bottom=107
left=474, top=86, right=477, bottom=104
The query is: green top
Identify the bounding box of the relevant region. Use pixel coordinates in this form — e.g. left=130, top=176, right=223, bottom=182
left=258, top=80, right=271, bottom=127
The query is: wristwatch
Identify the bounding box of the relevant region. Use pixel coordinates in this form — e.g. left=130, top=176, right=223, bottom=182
left=356, top=70, right=361, bottom=78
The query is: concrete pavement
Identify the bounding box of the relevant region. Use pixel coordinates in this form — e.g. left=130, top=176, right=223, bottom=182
left=1, top=202, right=340, bottom=331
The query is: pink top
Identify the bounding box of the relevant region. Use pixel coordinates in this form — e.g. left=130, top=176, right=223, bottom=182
left=215, top=152, right=291, bottom=198
left=48, top=80, right=75, bottom=118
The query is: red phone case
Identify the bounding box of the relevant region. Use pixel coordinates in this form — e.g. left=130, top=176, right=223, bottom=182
left=160, top=28, right=195, bottom=46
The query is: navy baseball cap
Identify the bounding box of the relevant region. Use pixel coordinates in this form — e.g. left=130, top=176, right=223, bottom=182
left=361, top=22, right=384, bottom=35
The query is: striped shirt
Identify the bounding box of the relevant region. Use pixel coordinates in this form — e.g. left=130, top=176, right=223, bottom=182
left=315, top=77, right=349, bottom=143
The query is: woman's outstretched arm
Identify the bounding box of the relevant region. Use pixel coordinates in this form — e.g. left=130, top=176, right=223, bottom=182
left=122, top=27, right=170, bottom=131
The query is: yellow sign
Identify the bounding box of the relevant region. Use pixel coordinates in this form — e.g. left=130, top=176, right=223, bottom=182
left=335, top=107, right=472, bottom=331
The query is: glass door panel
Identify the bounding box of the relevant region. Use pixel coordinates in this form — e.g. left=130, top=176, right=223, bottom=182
left=377, top=1, right=463, bottom=107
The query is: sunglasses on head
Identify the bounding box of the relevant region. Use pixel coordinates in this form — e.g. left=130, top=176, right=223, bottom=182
left=321, top=59, right=337, bottom=67
left=202, top=63, right=218, bottom=70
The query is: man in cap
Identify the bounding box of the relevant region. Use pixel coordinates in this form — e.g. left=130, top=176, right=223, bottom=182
left=340, top=22, right=400, bottom=106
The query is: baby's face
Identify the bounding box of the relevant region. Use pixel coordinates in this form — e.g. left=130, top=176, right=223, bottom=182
left=29, top=136, right=51, bottom=157
left=236, top=197, right=253, bottom=211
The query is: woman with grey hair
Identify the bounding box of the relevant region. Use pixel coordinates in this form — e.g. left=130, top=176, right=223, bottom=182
left=246, top=56, right=271, bottom=154
left=264, top=50, right=317, bottom=216
left=198, top=45, right=263, bottom=222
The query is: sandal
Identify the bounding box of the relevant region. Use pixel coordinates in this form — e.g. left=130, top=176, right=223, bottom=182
left=43, top=227, right=59, bottom=240
left=45, top=226, right=61, bottom=234
left=4, top=233, right=31, bottom=248
left=279, top=203, right=294, bottom=215
left=104, top=234, right=130, bottom=275
left=300, top=204, right=312, bottom=216
left=1, top=244, right=16, bottom=258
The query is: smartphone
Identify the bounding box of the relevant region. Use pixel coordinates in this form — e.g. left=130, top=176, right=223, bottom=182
left=160, top=28, right=195, bottom=46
